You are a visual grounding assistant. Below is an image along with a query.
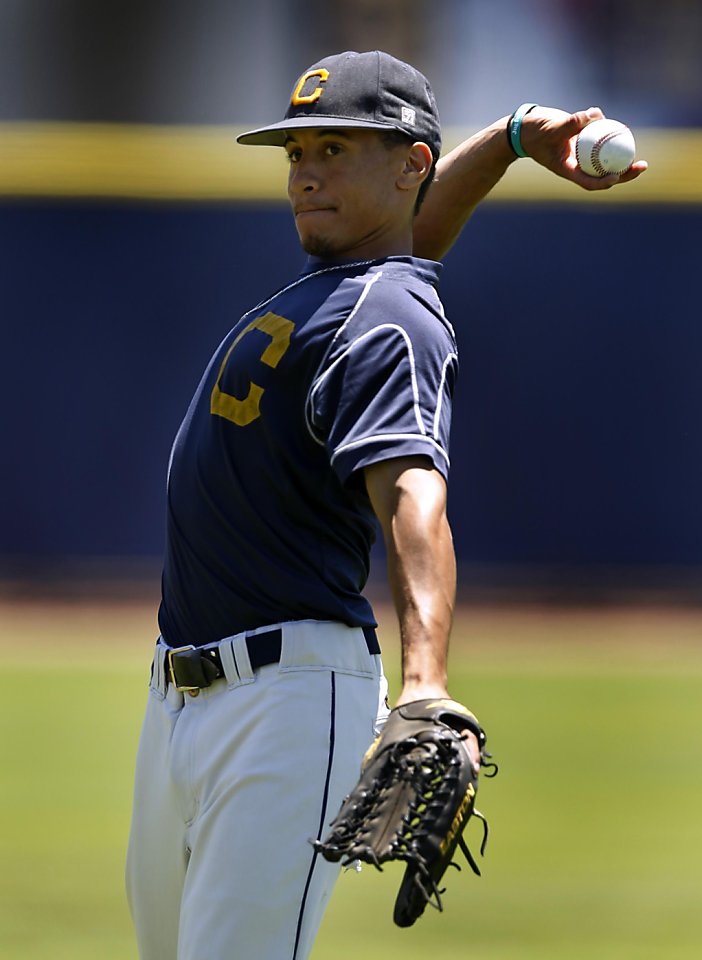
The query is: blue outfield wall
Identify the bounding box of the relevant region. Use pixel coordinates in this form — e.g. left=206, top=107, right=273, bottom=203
left=1, top=200, right=701, bottom=574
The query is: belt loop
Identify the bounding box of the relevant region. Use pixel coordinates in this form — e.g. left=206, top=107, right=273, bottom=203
left=150, top=641, right=168, bottom=697
left=231, top=634, right=255, bottom=683
left=218, top=639, right=240, bottom=684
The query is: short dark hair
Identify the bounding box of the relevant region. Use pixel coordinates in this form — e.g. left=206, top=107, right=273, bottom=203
left=380, top=129, right=437, bottom=214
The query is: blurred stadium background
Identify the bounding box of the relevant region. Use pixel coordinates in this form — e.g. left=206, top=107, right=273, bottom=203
left=1, top=2, right=701, bottom=958
left=2, top=0, right=701, bottom=599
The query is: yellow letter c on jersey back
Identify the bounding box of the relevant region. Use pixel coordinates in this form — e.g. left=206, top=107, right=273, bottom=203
left=210, top=312, right=295, bottom=427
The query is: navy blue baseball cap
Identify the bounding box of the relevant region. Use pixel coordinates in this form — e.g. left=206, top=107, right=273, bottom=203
left=237, top=50, right=442, bottom=160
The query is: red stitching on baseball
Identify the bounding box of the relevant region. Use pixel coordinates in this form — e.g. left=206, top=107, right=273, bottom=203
left=577, top=127, right=630, bottom=177
left=592, top=130, right=620, bottom=175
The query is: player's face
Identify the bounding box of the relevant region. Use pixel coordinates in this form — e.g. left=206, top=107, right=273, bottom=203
left=285, top=128, right=415, bottom=261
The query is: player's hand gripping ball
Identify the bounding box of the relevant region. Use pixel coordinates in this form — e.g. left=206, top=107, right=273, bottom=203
left=576, top=118, right=636, bottom=177
left=314, top=699, right=498, bottom=927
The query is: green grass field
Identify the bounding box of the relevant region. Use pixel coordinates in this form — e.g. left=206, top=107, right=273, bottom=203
left=1, top=598, right=700, bottom=959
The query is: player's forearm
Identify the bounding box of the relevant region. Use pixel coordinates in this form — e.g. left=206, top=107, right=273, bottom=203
left=365, top=459, right=456, bottom=701
left=386, top=506, right=456, bottom=702
left=412, top=116, right=516, bottom=261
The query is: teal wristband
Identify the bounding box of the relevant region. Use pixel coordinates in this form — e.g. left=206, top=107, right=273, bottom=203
left=507, top=102, right=539, bottom=158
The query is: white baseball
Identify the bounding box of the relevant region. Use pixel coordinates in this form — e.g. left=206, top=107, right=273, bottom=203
left=576, top=118, right=636, bottom=177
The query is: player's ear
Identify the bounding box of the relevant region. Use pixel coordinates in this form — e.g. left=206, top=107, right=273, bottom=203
left=397, top=142, right=433, bottom=192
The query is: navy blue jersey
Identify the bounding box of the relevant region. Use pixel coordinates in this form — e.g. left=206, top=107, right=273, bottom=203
left=158, top=256, right=458, bottom=648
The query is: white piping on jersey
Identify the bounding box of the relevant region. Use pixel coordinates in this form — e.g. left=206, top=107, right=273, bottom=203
left=166, top=430, right=177, bottom=490
left=433, top=352, right=458, bottom=440
left=307, top=323, right=426, bottom=444
left=304, top=271, right=383, bottom=442
left=434, top=296, right=456, bottom=341
left=237, top=260, right=379, bottom=328
left=327, top=270, right=384, bottom=350
left=331, top=433, right=450, bottom=468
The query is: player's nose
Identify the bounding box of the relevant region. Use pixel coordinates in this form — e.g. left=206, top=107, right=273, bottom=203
left=288, top=158, right=321, bottom=196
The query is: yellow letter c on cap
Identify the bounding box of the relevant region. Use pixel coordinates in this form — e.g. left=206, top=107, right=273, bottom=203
left=291, top=68, right=329, bottom=106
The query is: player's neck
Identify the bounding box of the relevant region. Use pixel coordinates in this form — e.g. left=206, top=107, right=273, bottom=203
left=307, top=224, right=415, bottom=264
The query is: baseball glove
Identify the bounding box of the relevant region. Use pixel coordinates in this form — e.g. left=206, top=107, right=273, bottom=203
left=314, top=698, right=497, bottom=927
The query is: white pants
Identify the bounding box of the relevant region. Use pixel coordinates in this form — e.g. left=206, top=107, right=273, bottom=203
left=126, top=620, right=389, bottom=960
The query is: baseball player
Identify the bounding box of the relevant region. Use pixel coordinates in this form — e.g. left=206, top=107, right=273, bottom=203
left=125, top=50, right=646, bottom=960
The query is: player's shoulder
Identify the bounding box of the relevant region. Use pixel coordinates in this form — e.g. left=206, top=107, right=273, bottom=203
left=363, top=255, right=442, bottom=299
left=343, top=256, right=454, bottom=343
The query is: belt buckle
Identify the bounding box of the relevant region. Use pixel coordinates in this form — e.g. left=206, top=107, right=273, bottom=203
left=167, top=644, right=201, bottom=693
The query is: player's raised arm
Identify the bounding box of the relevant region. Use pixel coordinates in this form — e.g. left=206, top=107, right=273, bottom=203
left=413, top=105, right=648, bottom=261
left=412, top=116, right=519, bottom=260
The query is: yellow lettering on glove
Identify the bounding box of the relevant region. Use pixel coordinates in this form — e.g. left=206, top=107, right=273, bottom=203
left=439, top=782, right=475, bottom=856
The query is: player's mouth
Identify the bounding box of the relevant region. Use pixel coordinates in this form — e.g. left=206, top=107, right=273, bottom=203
left=295, top=206, right=336, bottom=218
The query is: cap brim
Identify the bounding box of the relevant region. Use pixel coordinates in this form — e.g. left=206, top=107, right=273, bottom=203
left=237, top=115, right=398, bottom=146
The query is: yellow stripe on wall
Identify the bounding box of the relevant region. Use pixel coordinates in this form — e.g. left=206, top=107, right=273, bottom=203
left=0, top=123, right=289, bottom=201
left=1, top=121, right=701, bottom=204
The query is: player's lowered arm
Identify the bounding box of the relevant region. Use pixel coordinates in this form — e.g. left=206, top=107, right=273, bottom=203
left=364, top=456, right=455, bottom=706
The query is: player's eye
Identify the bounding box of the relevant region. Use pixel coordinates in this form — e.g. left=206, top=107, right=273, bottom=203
left=324, top=143, right=343, bottom=157
left=285, top=148, right=302, bottom=164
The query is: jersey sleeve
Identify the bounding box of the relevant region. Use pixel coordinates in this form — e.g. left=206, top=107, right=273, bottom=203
left=306, top=280, right=458, bottom=484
